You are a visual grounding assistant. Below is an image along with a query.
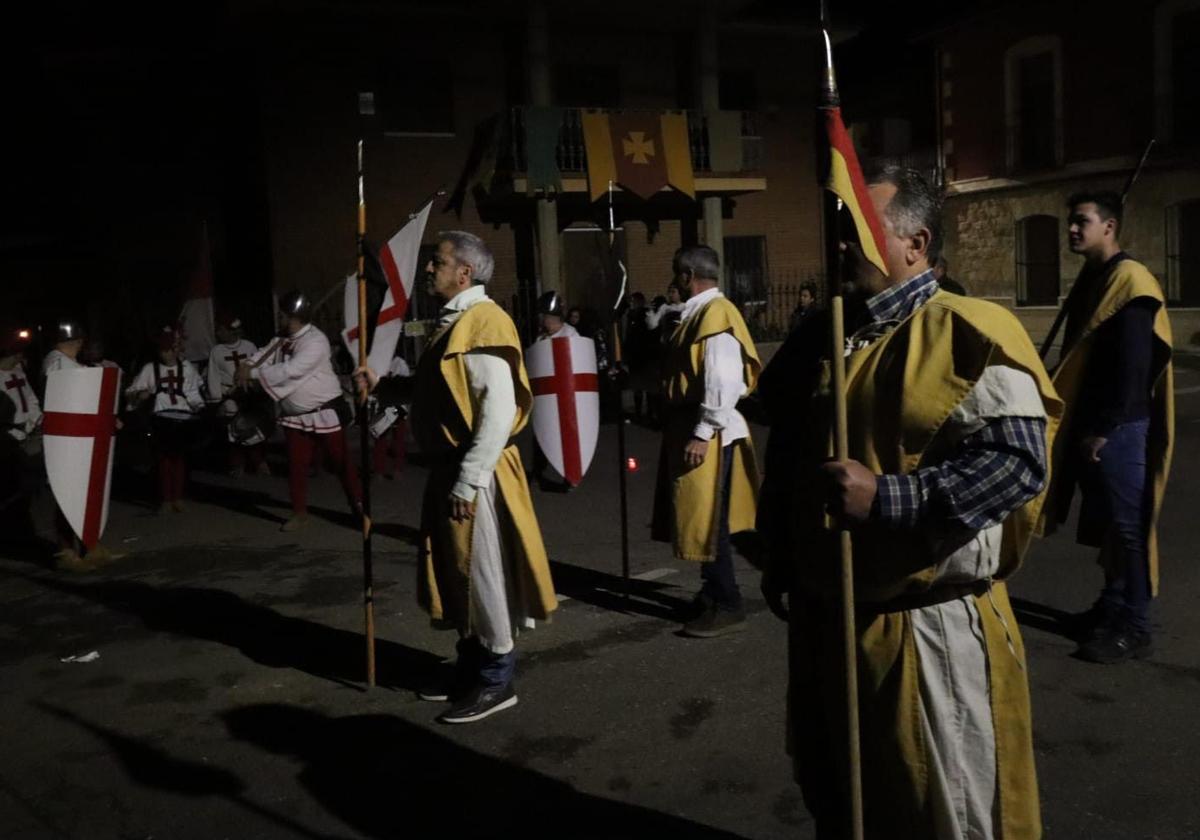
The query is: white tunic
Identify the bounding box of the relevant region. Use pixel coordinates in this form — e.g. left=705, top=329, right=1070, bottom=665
left=1, top=363, right=42, bottom=441
left=126, top=360, right=205, bottom=418
left=435, top=284, right=528, bottom=654
left=207, top=339, right=259, bottom=416
left=42, top=349, right=84, bottom=376
left=910, top=365, right=1047, bottom=840
left=678, top=287, right=750, bottom=444
left=436, top=285, right=517, bottom=503
left=252, top=324, right=342, bottom=433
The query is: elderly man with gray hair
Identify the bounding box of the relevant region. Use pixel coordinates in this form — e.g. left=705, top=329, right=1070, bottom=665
left=651, top=245, right=762, bottom=637
left=358, top=230, right=556, bottom=724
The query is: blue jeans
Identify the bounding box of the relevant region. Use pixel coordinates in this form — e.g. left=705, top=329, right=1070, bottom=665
left=700, top=444, right=741, bottom=609
left=1078, top=419, right=1152, bottom=632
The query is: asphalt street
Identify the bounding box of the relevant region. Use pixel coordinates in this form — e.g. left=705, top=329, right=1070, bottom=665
left=2, top=362, right=1199, bottom=839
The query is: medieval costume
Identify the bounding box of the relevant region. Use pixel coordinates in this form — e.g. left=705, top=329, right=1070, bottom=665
left=40, top=321, right=123, bottom=570
left=127, top=330, right=205, bottom=511
left=652, top=286, right=761, bottom=636
left=0, top=330, right=43, bottom=554
left=409, top=283, right=556, bottom=723
left=1038, top=253, right=1173, bottom=661
left=770, top=270, right=1061, bottom=839
left=252, top=317, right=361, bottom=531
left=207, top=317, right=267, bottom=477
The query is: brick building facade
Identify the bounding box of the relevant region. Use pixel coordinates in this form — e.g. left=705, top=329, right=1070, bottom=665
left=931, top=0, right=1200, bottom=345
left=252, top=1, right=829, bottom=345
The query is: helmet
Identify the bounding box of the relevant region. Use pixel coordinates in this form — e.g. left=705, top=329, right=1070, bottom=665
left=154, top=326, right=179, bottom=352
left=537, top=291, right=564, bottom=317
left=279, top=290, right=312, bottom=321
left=54, top=319, right=84, bottom=343
left=216, top=310, right=243, bottom=331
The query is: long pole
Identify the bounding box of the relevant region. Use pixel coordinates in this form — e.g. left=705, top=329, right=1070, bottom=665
left=820, top=6, right=864, bottom=836
left=356, top=138, right=376, bottom=688
left=607, top=180, right=632, bottom=600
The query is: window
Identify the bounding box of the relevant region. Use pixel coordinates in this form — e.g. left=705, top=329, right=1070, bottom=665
left=554, top=65, right=620, bottom=107
left=1004, top=37, right=1063, bottom=173
left=1155, top=0, right=1200, bottom=146
left=1015, top=215, right=1060, bottom=306
left=1166, top=200, right=1200, bottom=305
left=724, top=235, right=768, bottom=305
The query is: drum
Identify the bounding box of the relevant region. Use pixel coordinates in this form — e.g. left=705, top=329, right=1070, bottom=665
left=228, top=388, right=276, bottom=446
left=152, top=413, right=205, bottom=454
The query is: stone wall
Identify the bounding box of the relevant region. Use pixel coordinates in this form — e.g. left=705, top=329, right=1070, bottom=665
left=944, top=166, right=1200, bottom=346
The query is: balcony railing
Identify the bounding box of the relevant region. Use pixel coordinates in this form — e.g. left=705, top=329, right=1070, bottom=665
left=506, top=107, right=764, bottom=177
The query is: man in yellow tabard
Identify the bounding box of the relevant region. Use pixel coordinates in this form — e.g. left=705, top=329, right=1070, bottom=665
left=760, top=166, right=1061, bottom=838
left=1038, top=191, right=1173, bottom=664
left=651, top=245, right=761, bottom=638
left=359, top=231, right=556, bottom=724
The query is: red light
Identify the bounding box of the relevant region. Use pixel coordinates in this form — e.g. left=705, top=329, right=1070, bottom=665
left=625, top=457, right=639, bottom=472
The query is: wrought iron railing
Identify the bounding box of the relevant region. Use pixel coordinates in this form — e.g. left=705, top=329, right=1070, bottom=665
left=506, top=107, right=765, bottom=176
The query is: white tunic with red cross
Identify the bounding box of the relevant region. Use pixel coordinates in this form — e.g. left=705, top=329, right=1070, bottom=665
left=206, top=339, right=259, bottom=417
left=252, top=324, right=342, bottom=433
left=127, top=360, right=205, bottom=418
left=2, top=363, right=43, bottom=441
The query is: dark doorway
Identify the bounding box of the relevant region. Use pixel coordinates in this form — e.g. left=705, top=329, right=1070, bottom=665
left=560, top=227, right=627, bottom=318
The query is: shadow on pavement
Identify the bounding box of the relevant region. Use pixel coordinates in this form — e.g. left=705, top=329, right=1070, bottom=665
left=185, top=479, right=289, bottom=525
left=36, top=703, right=345, bottom=839
left=28, top=575, right=442, bottom=693
left=549, top=560, right=691, bottom=621
left=224, top=702, right=750, bottom=840
left=1009, top=596, right=1078, bottom=641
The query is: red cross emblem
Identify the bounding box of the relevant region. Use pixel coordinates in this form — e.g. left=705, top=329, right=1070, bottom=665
left=42, top=367, right=120, bottom=549
left=528, top=336, right=600, bottom=486
left=4, top=372, right=29, bottom=413
left=158, top=366, right=181, bottom=405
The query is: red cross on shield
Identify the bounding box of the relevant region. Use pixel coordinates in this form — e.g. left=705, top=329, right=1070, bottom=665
left=526, top=335, right=600, bottom=487
left=43, top=367, right=121, bottom=550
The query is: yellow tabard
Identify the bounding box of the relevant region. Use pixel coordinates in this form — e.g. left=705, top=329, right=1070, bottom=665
left=410, top=299, right=557, bottom=628
left=652, top=295, right=762, bottom=562
left=1036, top=258, right=1174, bottom=595
left=789, top=291, right=1063, bottom=839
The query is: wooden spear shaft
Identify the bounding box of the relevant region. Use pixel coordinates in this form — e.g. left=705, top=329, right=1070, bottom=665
left=829, top=292, right=863, bottom=840
left=356, top=138, right=376, bottom=688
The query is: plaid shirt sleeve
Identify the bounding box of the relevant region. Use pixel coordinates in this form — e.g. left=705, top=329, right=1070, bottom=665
left=872, top=416, right=1048, bottom=531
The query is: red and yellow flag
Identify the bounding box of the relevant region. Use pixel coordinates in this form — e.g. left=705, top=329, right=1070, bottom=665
left=823, top=106, right=888, bottom=276
left=581, top=110, right=695, bottom=202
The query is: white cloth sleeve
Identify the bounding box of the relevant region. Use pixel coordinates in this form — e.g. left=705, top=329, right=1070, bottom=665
left=452, top=351, right=518, bottom=503
left=126, top=363, right=154, bottom=397
left=183, top=363, right=205, bottom=411
left=255, top=335, right=325, bottom=403
left=206, top=348, right=224, bottom=401
left=942, top=366, right=1047, bottom=445
left=692, top=331, right=748, bottom=441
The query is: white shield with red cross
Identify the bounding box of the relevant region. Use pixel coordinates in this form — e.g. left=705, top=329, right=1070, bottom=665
left=527, top=335, right=600, bottom=487
left=43, top=367, right=121, bottom=550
